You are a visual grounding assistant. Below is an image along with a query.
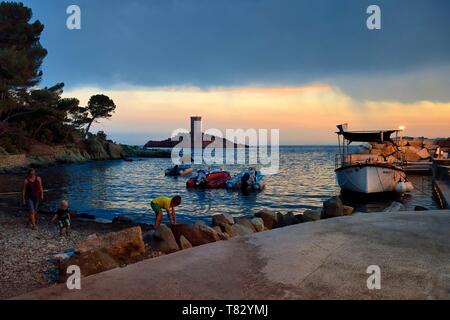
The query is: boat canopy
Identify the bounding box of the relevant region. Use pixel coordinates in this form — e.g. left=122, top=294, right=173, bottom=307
left=337, top=130, right=398, bottom=143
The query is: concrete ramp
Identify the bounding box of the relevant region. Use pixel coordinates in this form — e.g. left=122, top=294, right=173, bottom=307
left=16, top=210, right=450, bottom=300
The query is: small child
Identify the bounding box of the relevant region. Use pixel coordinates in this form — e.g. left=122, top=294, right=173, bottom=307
left=49, top=200, right=71, bottom=238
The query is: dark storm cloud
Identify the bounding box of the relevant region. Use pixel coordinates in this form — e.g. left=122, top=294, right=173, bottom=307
left=22, top=0, right=450, bottom=101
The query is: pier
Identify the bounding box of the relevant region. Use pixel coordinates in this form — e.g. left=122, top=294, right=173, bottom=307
left=433, top=159, right=450, bottom=209
left=17, top=210, right=450, bottom=300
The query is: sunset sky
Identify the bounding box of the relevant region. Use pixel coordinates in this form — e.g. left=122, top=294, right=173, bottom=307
left=23, top=0, right=450, bottom=145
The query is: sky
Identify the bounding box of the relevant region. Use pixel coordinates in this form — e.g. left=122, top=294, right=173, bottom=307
left=20, top=0, right=450, bottom=145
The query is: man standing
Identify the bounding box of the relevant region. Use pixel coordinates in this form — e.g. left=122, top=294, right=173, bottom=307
left=22, top=168, right=44, bottom=229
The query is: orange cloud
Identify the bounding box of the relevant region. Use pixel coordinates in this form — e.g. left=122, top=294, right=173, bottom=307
left=64, top=85, right=450, bottom=144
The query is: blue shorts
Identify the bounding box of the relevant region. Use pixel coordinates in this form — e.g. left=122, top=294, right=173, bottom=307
left=26, top=199, right=39, bottom=213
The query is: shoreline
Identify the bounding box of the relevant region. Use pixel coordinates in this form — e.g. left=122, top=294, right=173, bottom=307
left=0, top=198, right=157, bottom=299
left=0, top=138, right=171, bottom=175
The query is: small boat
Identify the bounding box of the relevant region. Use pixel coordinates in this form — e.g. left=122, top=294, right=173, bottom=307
left=335, top=124, right=414, bottom=194
left=226, top=168, right=266, bottom=191
left=165, top=164, right=193, bottom=177
left=187, top=170, right=231, bottom=188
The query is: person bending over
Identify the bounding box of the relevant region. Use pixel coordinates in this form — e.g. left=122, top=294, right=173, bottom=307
left=150, top=196, right=181, bottom=227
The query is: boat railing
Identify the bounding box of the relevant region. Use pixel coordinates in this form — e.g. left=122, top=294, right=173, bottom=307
left=335, top=153, right=397, bottom=170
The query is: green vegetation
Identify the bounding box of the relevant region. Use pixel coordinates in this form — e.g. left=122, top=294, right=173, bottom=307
left=0, top=2, right=116, bottom=154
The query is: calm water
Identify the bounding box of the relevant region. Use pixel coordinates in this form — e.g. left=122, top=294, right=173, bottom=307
left=0, top=146, right=438, bottom=224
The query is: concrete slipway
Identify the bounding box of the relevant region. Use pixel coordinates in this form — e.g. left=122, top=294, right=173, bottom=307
left=17, top=210, right=450, bottom=300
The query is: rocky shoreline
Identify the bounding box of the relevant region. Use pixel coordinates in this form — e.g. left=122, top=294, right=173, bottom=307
left=0, top=137, right=171, bottom=174
left=0, top=193, right=357, bottom=299
left=2, top=188, right=431, bottom=300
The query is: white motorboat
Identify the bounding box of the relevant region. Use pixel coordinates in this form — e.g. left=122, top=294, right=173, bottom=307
left=335, top=125, right=413, bottom=194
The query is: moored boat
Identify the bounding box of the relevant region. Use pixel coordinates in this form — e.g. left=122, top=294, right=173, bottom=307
left=226, top=168, right=266, bottom=191
left=165, top=164, right=193, bottom=177
left=187, top=170, right=231, bottom=188
left=335, top=124, right=413, bottom=194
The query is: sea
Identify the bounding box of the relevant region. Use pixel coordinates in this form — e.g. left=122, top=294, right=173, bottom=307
left=0, top=146, right=439, bottom=224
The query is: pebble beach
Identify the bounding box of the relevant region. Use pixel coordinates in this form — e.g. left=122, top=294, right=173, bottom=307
left=0, top=198, right=157, bottom=299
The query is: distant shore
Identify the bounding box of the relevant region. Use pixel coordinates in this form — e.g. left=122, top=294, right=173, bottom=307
left=0, top=137, right=171, bottom=174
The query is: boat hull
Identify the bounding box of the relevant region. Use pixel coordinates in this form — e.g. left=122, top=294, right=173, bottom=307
left=335, top=164, right=405, bottom=194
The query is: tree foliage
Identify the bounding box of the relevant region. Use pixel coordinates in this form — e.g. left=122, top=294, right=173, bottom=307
left=0, top=2, right=116, bottom=154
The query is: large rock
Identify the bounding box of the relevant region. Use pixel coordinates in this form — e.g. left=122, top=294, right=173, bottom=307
left=179, top=235, right=193, bottom=250
left=321, top=196, right=344, bottom=219
left=212, top=214, right=235, bottom=227
left=370, top=149, right=383, bottom=156
left=145, top=225, right=180, bottom=254
left=255, top=209, right=279, bottom=229
left=59, top=249, right=120, bottom=283
left=223, top=223, right=234, bottom=237
left=382, top=145, right=396, bottom=157
left=85, top=138, right=109, bottom=160
left=106, top=142, right=124, bottom=159
left=407, top=140, right=423, bottom=148
left=416, top=148, right=431, bottom=159
left=236, top=218, right=257, bottom=232
left=170, top=223, right=218, bottom=247
left=196, top=224, right=221, bottom=242
left=277, top=212, right=299, bottom=227
left=251, top=217, right=265, bottom=232
left=302, top=210, right=321, bottom=222
left=75, top=227, right=145, bottom=264
left=231, top=224, right=255, bottom=237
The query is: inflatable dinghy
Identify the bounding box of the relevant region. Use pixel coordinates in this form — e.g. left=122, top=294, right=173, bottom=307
left=165, top=164, right=193, bottom=177
left=226, top=168, right=265, bottom=191
left=187, top=170, right=231, bottom=188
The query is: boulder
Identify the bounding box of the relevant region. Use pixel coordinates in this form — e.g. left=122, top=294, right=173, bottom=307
left=383, top=201, right=406, bottom=212
left=371, top=143, right=385, bottom=150
left=231, top=224, right=255, bottom=237
left=112, top=215, right=134, bottom=224
left=416, top=148, right=431, bottom=159
left=75, top=227, right=145, bottom=264
left=195, top=224, right=221, bottom=242
left=343, top=205, right=355, bottom=216
left=255, top=209, right=279, bottom=229
left=382, top=145, right=396, bottom=157
left=236, top=218, right=257, bottom=232
left=223, top=223, right=234, bottom=237
left=194, top=220, right=207, bottom=228
left=277, top=212, right=299, bottom=227
left=212, top=226, right=222, bottom=233
left=59, top=249, right=120, bottom=283
left=370, top=149, right=383, bottom=156
left=212, top=213, right=235, bottom=227
left=179, top=235, right=193, bottom=250
left=106, top=142, right=124, bottom=159
left=148, top=225, right=180, bottom=254
left=407, top=140, right=423, bottom=148
left=250, top=217, right=265, bottom=232
left=321, top=196, right=344, bottom=219
left=170, top=223, right=218, bottom=247
left=302, top=210, right=321, bottom=222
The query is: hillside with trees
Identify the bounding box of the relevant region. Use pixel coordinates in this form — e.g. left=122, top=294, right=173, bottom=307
left=0, top=2, right=143, bottom=169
